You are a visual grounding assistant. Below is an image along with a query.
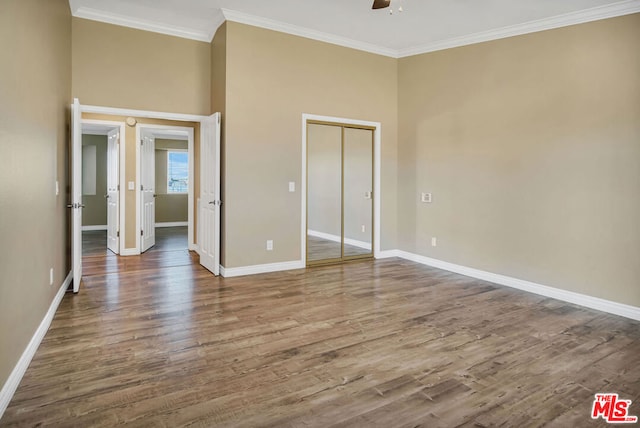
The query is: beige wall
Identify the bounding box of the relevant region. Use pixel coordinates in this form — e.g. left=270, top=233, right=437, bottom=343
left=155, top=139, right=188, bottom=223
left=82, top=134, right=108, bottom=226
left=0, top=0, right=71, bottom=394
left=223, top=22, right=398, bottom=268
left=398, top=13, right=640, bottom=306
left=82, top=114, right=198, bottom=249
left=72, top=18, right=211, bottom=115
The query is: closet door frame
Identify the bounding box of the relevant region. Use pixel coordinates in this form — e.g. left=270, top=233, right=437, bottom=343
left=301, top=114, right=381, bottom=266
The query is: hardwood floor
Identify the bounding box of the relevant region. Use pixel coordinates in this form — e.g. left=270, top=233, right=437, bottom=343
left=2, top=239, right=639, bottom=426
left=82, top=227, right=190, bottom=276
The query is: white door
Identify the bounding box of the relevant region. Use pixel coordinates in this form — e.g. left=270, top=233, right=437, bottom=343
left=141, top=134, right=156, bottom=252
left=70, top=98, right=82, bottom=293
left=106, top=128, right=119, bottom=254
left=199, top=113, right=221, bottom=275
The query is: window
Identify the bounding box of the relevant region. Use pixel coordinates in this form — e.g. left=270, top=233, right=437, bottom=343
left=167, top=151, right=188, bottom=193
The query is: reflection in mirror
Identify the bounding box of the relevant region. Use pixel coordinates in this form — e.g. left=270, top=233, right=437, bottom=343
left=343, top=127, right=373, bottom=258
left=307, top=124, right=342, bottom=262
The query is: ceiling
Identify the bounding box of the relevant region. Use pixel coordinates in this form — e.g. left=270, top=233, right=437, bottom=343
left=68, top=0, right=640, bottom=57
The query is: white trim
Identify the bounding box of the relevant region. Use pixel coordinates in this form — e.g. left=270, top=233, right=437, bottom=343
left=82, top=225, right=107, bottom=231
left=301, top=114, right=382, bottom=264
left=72, top=6, right=216, bottom=42
left=398, top=0, right=640, bottom=57
left=135, top=125, right=142, bottom=253
left=307, top=229, right=372, bottom=251
left=376, top=249, right=401, bottom=259
left=0, top=271, right=72, bottom=419
left=156, top=221, right=188, bottom=228
left=81, top=104, right=207, bottom=123
left=221, top=9, right=397, bottom=58
left=119, top=248, right=140, bottom=256
left=220, top=260, right=305, bottom=278
left=393, top=250, right=640, bottom=322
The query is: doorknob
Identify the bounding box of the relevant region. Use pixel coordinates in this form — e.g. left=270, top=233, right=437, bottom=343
left=104, top=194, right=109, bottom=199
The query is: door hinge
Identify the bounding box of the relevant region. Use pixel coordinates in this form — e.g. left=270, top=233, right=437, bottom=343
left=141, top=230, right=144, bottom=236
left=141, top=184, right=144, bottom=191
left=117, top=184, right=120, bottom=191
left=141, top=139, right=144, bottom=145
left=117, top=231, right=120, bottom=237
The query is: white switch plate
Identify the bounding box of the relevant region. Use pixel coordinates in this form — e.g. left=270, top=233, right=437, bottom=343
left=128, top=181, right=135, bottom=190
left=55, top=180, right=59, bottom=196
left=421, top=192, right=432, bottom=203
left=289, top=182, right=295, bottom=192
left=431, top=237, right=437, bottom=247
left=361, top=225, right=366, bottom=233
left=266, top=240, right=273, bottom=251
left=49, top=268, right=54, bottom=286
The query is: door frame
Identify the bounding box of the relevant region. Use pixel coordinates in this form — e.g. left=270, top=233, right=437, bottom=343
left=136, top=124, right=194, bottom=253
left=301, top=114, right=382, bottom=264
left=81, top=119, right=126, bottom=254
left=78, top=103, right=215, bottom=263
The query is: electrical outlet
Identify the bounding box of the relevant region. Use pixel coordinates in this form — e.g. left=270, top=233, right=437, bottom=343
left=421, top=192, right=432, bottom=203
left=266, top=240, right=273, bottom=251
left=431, top=237, right=437, bottom=247
left=49, top=268, right=54, bottom=286
left=289, top=182, right=295, bottom=192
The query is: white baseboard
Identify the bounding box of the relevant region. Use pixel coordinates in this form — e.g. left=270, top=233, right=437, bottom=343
left=156, top=221, right=188, bottom=228
left=220, top=260, right=305, bottom=278
left=394, top=250, right=640, bottom=322
left=307, top=229, right=372, bottom=251
left=82, top=225, right=107, bottom=231
left=376, top=249, right=401, bottom=259
left=0, top=270, right=72, bottom=419
left=119, top=248, right=139, bottom=256
left=189, top=243, right=199, bottom=252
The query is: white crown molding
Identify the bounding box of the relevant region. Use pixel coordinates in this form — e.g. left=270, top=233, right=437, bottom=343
left=398, top=0, right=640, bottom=58
left=220, top=260, right=305, bottom=278
left=72, top=6, right=215, bottom=42
left=71, top=1, right=639, bottom=56
left=0, top=271, right=72, bottom=419
left=220, top=9, right=398, bottom=58
left=394, top=250, right=640, bottom=322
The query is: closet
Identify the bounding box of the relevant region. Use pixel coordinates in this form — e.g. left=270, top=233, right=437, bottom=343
left=306, top=121, right=374, bottom=265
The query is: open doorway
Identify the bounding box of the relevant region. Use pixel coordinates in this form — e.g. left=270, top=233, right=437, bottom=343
left=80, top=120, right=124, bottom=258
left=70, top=99, right=221, bottom=291
left=137, top=124, right=194, bottom=255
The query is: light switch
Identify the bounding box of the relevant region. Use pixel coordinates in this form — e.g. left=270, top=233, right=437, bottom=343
left=55, top=180, right=59, bottom=196
left=421, top=192, right=432, bottom=203
left=289, top=182, right=295, bottom=192
left=365, top=191, right=372, bottom=199
left=128, top=181, right=135, bottom=190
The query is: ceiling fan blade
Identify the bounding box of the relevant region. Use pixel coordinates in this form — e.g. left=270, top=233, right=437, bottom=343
left=372, top=0, right=390, bottom=10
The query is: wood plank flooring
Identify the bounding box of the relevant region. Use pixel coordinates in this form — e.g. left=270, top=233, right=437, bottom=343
left=2, top=233, right=640, bottom=427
